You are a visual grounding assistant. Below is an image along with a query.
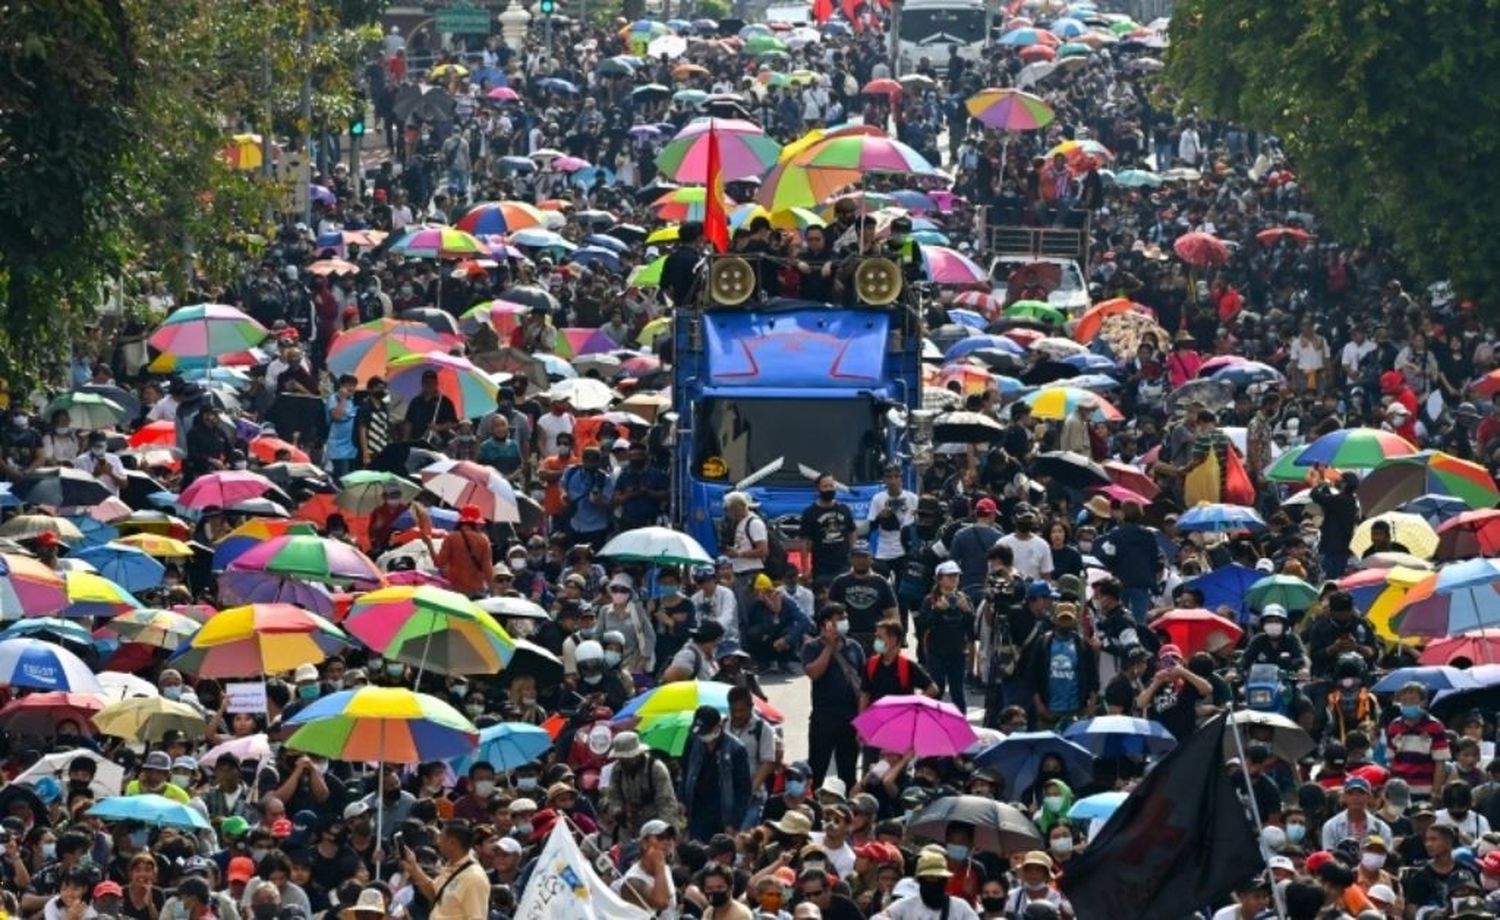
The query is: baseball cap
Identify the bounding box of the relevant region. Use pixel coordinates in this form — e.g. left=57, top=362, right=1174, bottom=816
left=1343, top=776, right=1372, bottom=795
left=343, top=801, right=371, bottom=820
left=228, top=856, right=255, bottom=883
left=1158, top=643, right=1184, bottom=662
left=1052, top=603, right=1079, bottom=624
left=1268, top=855, right=1295, bottom=874
left=1025, top=582, right=1059, bottom=600
left=222, top=816, right=251, bottom=838
left=640, top=819, right=674, bottom=838
left=142, top=751, right=172, bottom=771
left=271, top=817, right=293, bottom=838
left=497, top=837, right=523, bottom=855
left=935, top=560, right=960, bottom=576
left=974, top=497, right=998, bottom=515
left=850, top=539, right=872, bottom=556
left=294, top=664, right=319, bottom=683
left=1368, top=884, right=1397, bottom=906
left=93, top=880, right=123, bottom=899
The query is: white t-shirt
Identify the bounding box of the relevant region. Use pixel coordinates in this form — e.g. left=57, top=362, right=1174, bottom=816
left=1436, top=808, right=1491, bottom=841
left=1289, top=336, right=1328, bottom=372
left=730, top=515, right=768, bottom=575
left=998, top=533, right=1054, bottom=580
left=867, top=490, right=918, bottom=560
left=1340, top=339, right=1376, bottom=376
left=693, top=585, right=739, bottom=646
left=535, top=411, right=575, bottom=456
left=614, top=860, right=678, bottom=919
left=879, top=894, right=980, bottom=920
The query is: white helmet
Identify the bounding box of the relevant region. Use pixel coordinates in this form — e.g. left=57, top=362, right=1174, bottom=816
left=575, top=640, right=604, bottom=663
left=1260, top=603, right=1289, bottom=621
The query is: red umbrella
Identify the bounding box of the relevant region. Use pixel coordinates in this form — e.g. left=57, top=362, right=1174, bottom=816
left=1473, top=369, right=1500, bottom=399
left=248, top=436, right=311, bottom=464
left=1020, top=45, right=1057, bottom=62
left=1435, top=509, right=1500, bottom=560
left=1255, top=227, right=1312, bottom=246
left=862, top=78, right=903, bottom=96
left=1102, top=460, right=1159, bottom=500
left=128, top=421, right=176, bottom=448
left=1155, top=607, right=1243, bottom=657
left=1418, top=629, right=1500, bottom=666
left=1173, top=231, right=1230, bottom=267
left=0, top=692, right=104, bottom=736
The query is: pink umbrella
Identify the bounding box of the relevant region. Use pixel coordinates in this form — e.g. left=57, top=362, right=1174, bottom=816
left=851, top=693, right=978, bottom=756
left=419, top=459, right=521, bottom=523
left=921, top=246, right=988, bottom=286
left=178, top=471, right=287, bottom=510
left=198, top=732, right=273, bottom=768
left=560, top=327, right=618, bottom=356
left=655, top=117, right=782, bottom=183
left=1102, top=460, right=1160, bottom=500
left=552, top=156, right=591, bottom=173
left=486, top=86, right=520, bottom=102
left=1089, top=483, right=1154, bottom=506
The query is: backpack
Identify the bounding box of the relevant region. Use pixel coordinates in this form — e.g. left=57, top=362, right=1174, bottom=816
left=867, top=654, right=912, bottom=693
left=734, top=513, right=791, bottom=580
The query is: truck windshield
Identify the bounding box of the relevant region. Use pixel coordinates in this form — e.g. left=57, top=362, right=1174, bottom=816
left=900, top=6, right=986, bottom=46
left=694, top=398, right=884, bottom=486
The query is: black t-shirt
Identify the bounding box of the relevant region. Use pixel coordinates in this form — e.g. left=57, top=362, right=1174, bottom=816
left=1147, top=677, right=1204, bottom=740
left=861, top=655, right=934, bottom=703
left=1104, top=673, right=1141, bottom=714
left=801, top=638, right=866, bottom=720
left=829, top=572, right=899, bottom=635
left=405, top=392, right=458, bottom=440
left=1404, top=860, right=1480, bottom=913
left=800, top=502, right=856, bottom=576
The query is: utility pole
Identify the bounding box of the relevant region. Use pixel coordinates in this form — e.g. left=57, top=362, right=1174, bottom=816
left=888, top=0, right=903, bottom=76
left=300, top=4, right=314, bottom=226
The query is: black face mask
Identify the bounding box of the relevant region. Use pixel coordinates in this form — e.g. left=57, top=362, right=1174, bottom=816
left=918, top=879, right=949, bottom=909
left=819, top=489, right=836, bottom=502
left=708, top=890, right=730, bottom=907
left=981, top=896, right=1007, bottom=913
left=252, top=905, right=278, bottom=920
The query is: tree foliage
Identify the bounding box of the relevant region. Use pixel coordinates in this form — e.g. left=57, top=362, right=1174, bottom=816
left=1168, top=0, right=1500, bottom=306
left=0, top=0, right=380, bottom=391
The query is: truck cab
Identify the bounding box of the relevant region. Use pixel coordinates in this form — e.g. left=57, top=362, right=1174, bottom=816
left=983, top=218, right=1092, bottom=317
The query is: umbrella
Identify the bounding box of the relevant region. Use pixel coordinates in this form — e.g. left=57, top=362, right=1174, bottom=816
left=907, top=795, right=1043, bottom=855
left=42, top=392, right=128, bottom=430
left=327, top=319, right=449, bottom=383
left=1030, top=451, right=1111, bottom=489
left=851, top=694, right=977, bottom=756
left=227, top=534, right=382, bottom=587
left=1022, top=387, right=1121, bottom=422
left=921, top=246, right=987, bottom=286
left=498, top=638, right=565, bottom=689
left=999, top=27, right=1060, bottom=45
left=1063, top=716, right=1177, bottom=757
left=965, top=88, right=1055, bottom=131
left=178, top=470, right=286, bottom=510
left=1295, top=428, right=1416, bottom=469
left=451, top=722, right=553, bottom=774
left=1404, top=494, right=1474, bottom=527
left=973, top=731, right=1094, bottom=795
left=284, top=685, right=479, bottom=764
left=1172, top=231, right=1229, bottom=267
left=1228, top=710, right=1315, bottom=763
left=598, top=527, right=712, bottom=567
left=108, top=607, right=200, bottom=650
left=655, top=118, right=782, bottom=183
left=63, top=570, right=142, bottom=618
left=388, top=352, right=498, bottom=418
left=1212, top=361, right=1285, bottom=388
left=547, top=377, right=616, bottom=411
left=1184, top=564, right=1261, bottom=620
left=0, top=691, right=103, bottom=736
left=389, top=225, right=487, bottom=259
left=344, top=585, right=514, bottom=678
left=1101, top=460, right=1158, bottom=500
left=1350, top=511, right=1439, bottom=559
left=1112, top=169, right=1163, bottom=188
left=218, top=570, right=335, bottom=617
left=1246, top=575, right=1319, bottom=612
left=932, top=411, right=1007, bottom=443
left=1394, top=558, right=1500, bottom=637
left=1257, top=226, right=1313, bottom=246
left=169, top=603, right=350, bottom=678
left=1358, top=451, right=1500, bottom=517
left=0, top=639, right=100, bottom=692
left=1372, top=665, right=1478, bottom=694
left=0, top=553, right=67, bottom=618
left=1006, top=301, right=1068, bottom=325
left=15, top=749, right=123, bottom=800
left=636, top=710, right=696, bottom=757
left=1176, top=503, right=1266, bottom=534
left=1154, top=608, right=1244, bottom=656
left=419, top=459, right=521, bottom=523
left=148, top=304, right=268, bottom=362
left=0, top=617, right=97, bottom=658
left=1068, top=791, right=1129, bottom=822
left=70, top=543, right=165, bottom=593
left=1435, top=509, right=1500, bottom=560
left=1419, top=629, right=1500, bottom=666
left=115, top=532, right=194, bottom=558
left=210, top=519, right=315, bottom=571
left=615, top=679, right=783, bottom=725
left=758, top=135, right=937, bottom=210
left=197, top=733, right=274, bottom=769
left=89, top=794, right=211, bottom=831
left=11, top=467, right=112, bottom=509
left=335, top=470, right=421, bottom=517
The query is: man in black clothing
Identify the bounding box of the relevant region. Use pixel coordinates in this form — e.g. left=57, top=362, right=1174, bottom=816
left=662, top=221, right=705, bottom=307
left=795, top=225, right=836, bottom=303
left=404, top=369, right=458, bottom=442
left=183, top=404, right=233, bottom=484
left=1304, top=590, right=1377, bottom=679
left=828, top=542, right=900, bottom=653
left=800, top=474, right=856, bottom=587
left=1311, top=471, right=1360, bottom=579
left=801, top=604, right=866, bottom=789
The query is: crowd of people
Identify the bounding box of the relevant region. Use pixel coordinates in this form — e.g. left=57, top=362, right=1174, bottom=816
left=5, top=1, right=1500, bottom=920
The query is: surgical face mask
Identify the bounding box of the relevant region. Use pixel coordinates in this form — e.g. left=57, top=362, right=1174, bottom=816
left=1024, top=878, right=1048, bottom=892
left=1340, top=676, right=1360, bottom=689
left=946, top=844, right=970, bottom=861
left=1077, top=540, right=1092, bottom=553
left=785, top=780, right=805, bottom=797
left=517, top=777, right=539, bottom=792
left=604, top=651, right=622, bottom=667
left=508, top=558, right=527, bottom=573
left=1264, top=622, right=1285, bottom=638
left=386, top=662, right=405, bottom=677
left=1285, top=823, right=1306, bottom=844
left=90, top=444, right=107, bottom=457
left=1049, top=837, right=1073, bottom=855
left=474, top=780, right=495, bottom=797
left=298, top=684, right=319, bottom=701
left=818, top=489, right=836, bottom=502
left=452, top=682, right=469, bottom=698
left=54, top=426, right=71, bottom=436
left=836, top=619, right=850, bottom=636
left=40, top=842, right=55, bottom=861
left=1401, top=703, right=1424, bottom=720
left=162, top=686, right=182, bottom=701
left=872, top=639, right=888, bottom=655
left=1043, top=795, right=1065, bottom=812
left=698, top=728, right=722, bottom=743
left=1361, top=852, right=1385, bottom=871
left=513, top=821, right=533, bottom=837
left=250, top=847, right=269, bottom=862
left=465, top=703, right=484, bottom=717
left=171, top=774, right=192, bottom=789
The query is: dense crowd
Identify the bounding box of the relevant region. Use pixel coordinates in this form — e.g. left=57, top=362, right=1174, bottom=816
left=6, top=2, right=1500, bottom=920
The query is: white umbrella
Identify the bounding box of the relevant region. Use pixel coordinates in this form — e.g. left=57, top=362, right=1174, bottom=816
left=599, top=526, right=713, bottom=567
left=93, top=670, right=161, bottom=704
left=16, top=749, right=125, bottom=800
left=648, top=35, right=688, bottom=58
left=1227, top=710, right=1315, bottom=764
left=548, top=377, right=616, bottom=412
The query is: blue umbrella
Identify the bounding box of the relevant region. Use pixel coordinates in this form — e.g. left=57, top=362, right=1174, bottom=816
left=1067, top=790, right=1128, bottom=821
left=61, top=515, right=117, bottom=549
left=1212, top=361, right=1285, bottom=387
left=0, top=639, right=100, bottom=692
left=0, top=617, right=98, bottom=654
left=1061, top=353, right=1118, bottom=372
left=89, top=793, right=212, bottom=830
left=499, top=156, right=536, bottom=173
left=1185, top=563, right=1261, bottom=622
left=535, top=77, right=579, bottom=94
left=945, top=335, right=1026, bottom=361
left=910, top=229, right=950, bottom=246
left=1176, top=503, right=1266, bottom=534
left=571, top=166, right=617, bottom=189
left=994, top=376, right=1029, bottom=399
left=71, top=543, right=165, bottom=593
left=1401, top=493, right=1471, bottom=526
left=452, top=722, right=553, bottom=774
left=1063, top=716, right=1177, bottom=757
left=568, top=246, right=624, bottom=274
left=585, top=234, right=630, bottom=254
left=0, top=484, right=18, bottom=510
left=537, top=354, right=577, bottom=379
left=394, top=507, right=460, bottom=531
left=889, top=189, right=938, bottom=212
left=973, top=731, right=1093, bottom=796
left=947, top=309, right=988, bottom=329
left=1372, top=666, right=1479, bottom=694
left=668, top=18, right=693, bottom=31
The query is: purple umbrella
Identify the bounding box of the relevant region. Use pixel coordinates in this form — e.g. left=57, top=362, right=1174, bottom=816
left=852, top=694, right=977, bottom=756
left=309, top=185, right=337, bottom=207
left=217, top=570, right=335, bottom=617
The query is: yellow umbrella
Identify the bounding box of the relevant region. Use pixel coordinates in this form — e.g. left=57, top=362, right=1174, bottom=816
left=1367, top=565, right=1429, bottom=647
left=93, top=697, right=208, bottom=742
left=221, top=134, right=267, bottom=171
left=779, top=128, right=826, bottom=164
left=116, top=533, right=195, bottom=558
left=635, top=317, right=671, bottom=348
left=646, top=225, right=680, bottom=244
left=1350, top=512, right=1439, bottom=560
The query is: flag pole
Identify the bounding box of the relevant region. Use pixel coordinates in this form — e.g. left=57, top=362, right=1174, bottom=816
left=1224, top=705, right=1287, bottom=920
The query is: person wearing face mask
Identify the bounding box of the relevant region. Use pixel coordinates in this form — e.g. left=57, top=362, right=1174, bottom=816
left=603, top=731, right=683, bottom=838
left=800, top=474, right=857, bottom=589
left=73, top=430, right=126, bottom=494
left=573, top=640, right=631, bottom=712
left=698, top=861, right=750, bottom=920
left=829, top=542, right=901, bottom=655
left=1045, top=825, right=1078, bottom=869
left=614, top=442, right=669, bottom=529
left=1386, top=681, right=1451, bottom=800
left=876, top=849, right=980, bottom=920
left=1239, top=604, right=1308, bottom=675
left=593, top=576, right=655, bottom=674
left=127, top=751, right=191, bottom=803
left=680, top=706, right=752, bottom=841
left=0, top=406, right=41, bottom=479
left=1352, top=835, right=1396, bottom=897
left=358, top=766, right=416, bottom=841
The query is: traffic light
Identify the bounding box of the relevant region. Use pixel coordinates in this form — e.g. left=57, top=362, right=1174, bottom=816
left=538, top=0, right=555, bottom=15
left=350, top=92, right=366, bottom=137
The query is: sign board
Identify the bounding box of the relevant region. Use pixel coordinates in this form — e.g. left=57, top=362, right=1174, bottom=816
left=436, top=1, right=493, bottom=34
left=225, top=681, right=269, bottom=714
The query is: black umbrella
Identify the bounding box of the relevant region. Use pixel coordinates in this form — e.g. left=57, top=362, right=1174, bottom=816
left=75, top=384, right=142, bottom=422
left=927, top=323, right=977, bottom=354
left=1030, top=450, right=1111, bottom=489
left=414, top=88, right=456, bottom=124
left=1021, top=360, right=1082, bottom=386
left=0, top=784, right=47, bottom=828
left=635, top=179, right=680, bottom=204
left=907, top=795, right=1043, bottom=856
left=121, top=470, right=168, bottom=510
left=601, top=223, right=648, bottom=243
left=932, top=411, right=1006, bottom=444
left=398, top=307, right=460, bottom=338
left=985, top=317, right=1055, bottom=336
left=12, top=468, right=112, bottom=508
left=1165, top=378, right=1236, bottom=413
left=390, top=84, right=425, bottom=122
left=498, top=639, right=565, bottom=690
left=966, top=349, right=1024, bottom=374
left=498, top=285, right=560, bottom=313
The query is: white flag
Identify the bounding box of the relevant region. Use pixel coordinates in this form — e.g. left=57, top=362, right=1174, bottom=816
left=514, top=822, right=651, bottom=920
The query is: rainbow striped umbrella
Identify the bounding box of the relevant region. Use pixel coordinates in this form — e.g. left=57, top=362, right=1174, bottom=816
left=921, top=246, right=988, bottom=285
left=286, top=686, right=477, bottom=763
left=1394, top=558, right=1500, bottom=638
left=227, top=534, right=383, bottom=587
left=455, top=200, right=547, bottom=235
left=327, top=319, right=449, bottom=383
left=791, top=134, right=936, bottom=191
left=64, top=571, right=142, bottom=618
left=108, top=607, right=201, bottom=650
left=728, top=204, right=824, bottom=233
left=458, top=299, right=529, bottom=336
left=1358, top=451, right=1500, bottom=517
left=0, top=553, right=67, bottom=619
left=1294, top=428, right=1416, bottom=469
left=965, top=88, right=1055, bottom=131
left=147, top=304, right=268, bottom=360
left=656, top=118, right=782, bottom=183
left=211, top=520, right=316, bottom=571
left=1022, top=386, right=1123, bottom=422
left=389, top=224, right=487, bottom=259
left=998, top=27, right=1060, bottom=46
left=345, top=585, right=514, bottom=676
left=335, top=471, right=421, bottom=516
left=1046, top=138, right=1114, bottom=167
left=651, top=186, right=733, bottom=223
left=169, top=603, right=350, bottom=678
left=387, top=352, right=497, bottom=419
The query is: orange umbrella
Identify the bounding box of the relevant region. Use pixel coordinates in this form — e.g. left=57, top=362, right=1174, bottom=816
left=1073, top=298, right=1150, bottom=343
left=1156, top=608, right=1244, bottom=657
left=248, top=436, right=311, bottom=464
left=293, top=494, right=370, bottom=550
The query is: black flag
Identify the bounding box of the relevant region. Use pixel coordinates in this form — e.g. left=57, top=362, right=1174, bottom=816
left=1060, top=713, right=1264, bottom=919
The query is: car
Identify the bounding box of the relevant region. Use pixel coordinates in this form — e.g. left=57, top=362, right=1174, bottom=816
left=988, top=254, right=1090, bottom=316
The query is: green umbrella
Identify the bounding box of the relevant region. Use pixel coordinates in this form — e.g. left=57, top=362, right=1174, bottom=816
left=637, top=710, right=693, bottom=756
left=1246, top=574, right=1319, bottom=612
left=744, top=35, right=788, bottom=55
left=335, top=470, right=422, bottom=515
left=1264, top=446, right=1312, bottom=483
left=1004, top=300, right=1066, bottom=325
left=42, top=392, right=128, bottom=430
left=627, top=255, right=666, bottom=289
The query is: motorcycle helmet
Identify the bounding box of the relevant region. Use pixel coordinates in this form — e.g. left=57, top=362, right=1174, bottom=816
left=1261, top=604, right=1289, bottom=622
left=1335, top=652, right=1367, bottom=685
left=601, top=630, right=626, bottom=669
left=575, top=640, right=606, bottom=683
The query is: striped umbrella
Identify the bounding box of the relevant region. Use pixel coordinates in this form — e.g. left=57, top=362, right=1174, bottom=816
left=1395, top=559, right=1500, bottom=638
left=169, top=603, right=351, bottom=678
left=455, top=201, right=547, bottom=235
left=64, top=571, right=142, bottom=618
left=655, top=118, right=782, bottom=183
left=1296, top=428, right=1417, bottom=469
left=227, top=534, right=383, bottom=587
left=389, top=225, right=487, bottom=259
left=345, top=585, right=514, bottom=678
left=327, top=319, right=450, bottom=383
left=285, top=685, right=478, bottom=764
left=211, top=520, right=317, bottom=571
left=1022, top=386, right=1123, bottom=422
left=0, top=639, right=101, bottom=693
left=0, top=553, right=67, bottom=618
left=147, top=304, right=268, bottom=361
left=965, top=88, right=1055, bottom=131
left=387, top=352, right=498, bottom=419
left=108, top=608, right=201, bottom=650
left=1358, top=451, right=1500, bottom=517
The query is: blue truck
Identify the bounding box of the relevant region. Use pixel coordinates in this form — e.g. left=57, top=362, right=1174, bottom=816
left=670, top=261, right=924, bottom=554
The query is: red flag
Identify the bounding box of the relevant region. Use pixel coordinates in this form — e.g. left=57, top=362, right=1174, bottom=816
left=812, top=0, right=833, bottom=24
left=703, top=125, right=730, bottom=254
